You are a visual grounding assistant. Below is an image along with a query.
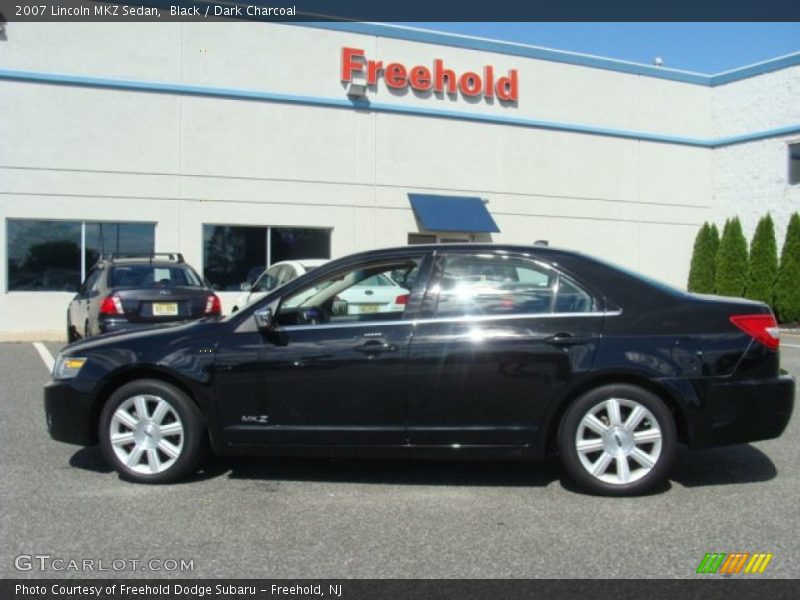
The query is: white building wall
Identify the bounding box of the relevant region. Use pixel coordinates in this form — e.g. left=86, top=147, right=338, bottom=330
left=712, top=65, right=800, bottom=241
left=4, top=21, right=774, bottom=339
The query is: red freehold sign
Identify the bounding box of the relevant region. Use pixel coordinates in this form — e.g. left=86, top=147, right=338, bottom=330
left=341, top=47, right=519, bottom=102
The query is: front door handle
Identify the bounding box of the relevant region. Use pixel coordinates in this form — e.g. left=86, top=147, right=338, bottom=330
left=353, top=339, right=398, bottom=355
left=544, top=332, right=593, bottom=347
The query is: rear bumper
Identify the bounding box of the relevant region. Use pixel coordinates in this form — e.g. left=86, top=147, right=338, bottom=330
left=43, top=380, right=97, bottom=446
left=687, top=374, right=794, bottom=448
left=98, top=318, right=183, bottom=334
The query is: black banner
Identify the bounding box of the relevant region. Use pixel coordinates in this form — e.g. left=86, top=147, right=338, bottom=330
left=4, top=580, right=800, bottom=600
left=1, top=0, right=800, bottom=22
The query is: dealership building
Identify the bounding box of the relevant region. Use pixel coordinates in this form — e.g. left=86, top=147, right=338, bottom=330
left=1, top=21, right=799, bottom=338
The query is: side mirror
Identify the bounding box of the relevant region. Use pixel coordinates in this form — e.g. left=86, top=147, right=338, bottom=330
left=254, top=307, right=275, bottom=332
left=240, top=282, right=252, bottom=292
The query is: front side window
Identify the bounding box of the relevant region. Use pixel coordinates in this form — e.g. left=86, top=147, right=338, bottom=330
left=251, top=265, right=281, bottom=293
left=432, top=253, right=595, bottom=317
left=277, top=258, right=422, bottom=325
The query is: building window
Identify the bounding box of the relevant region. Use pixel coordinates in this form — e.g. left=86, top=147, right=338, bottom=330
left=790, top=143, right=800, bottom=185
left=6, top=219, right=155, bottom=292
left=408, top=233, right=473, bottom=245
left=84, top=222, right=155, bottom=267
left=408, top=234, right=436, bottom=245
left=202, top=225, right=331, bottom=291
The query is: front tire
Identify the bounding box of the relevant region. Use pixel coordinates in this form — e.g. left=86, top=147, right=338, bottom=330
left=99, top=379, right=206, bottom=483
left=558, top=384, right=676, bottom=496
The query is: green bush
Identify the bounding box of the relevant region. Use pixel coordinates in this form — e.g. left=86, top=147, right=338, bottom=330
left=745, top=214, right=778, bottom=307
left=715, top=217, right=748, bottom=297
left=776, top=213, right=800, bottom=323
left=687, top=222, right=719, bottom=293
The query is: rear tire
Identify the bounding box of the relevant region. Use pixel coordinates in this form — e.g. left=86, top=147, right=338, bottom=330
left=99, top=379, right=206, bottom=484
left=558, top=384, right=676, bottom=496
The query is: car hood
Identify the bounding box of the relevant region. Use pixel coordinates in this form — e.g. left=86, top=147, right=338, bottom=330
left=62, top=318, right=224, bottom=355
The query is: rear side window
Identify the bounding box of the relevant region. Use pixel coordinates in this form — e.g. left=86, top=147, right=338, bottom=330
left=432, top=253, right=596, bottom=317
left=80, top=268, right=103, bottom=294
left=110, top=265, right=203, bottom=288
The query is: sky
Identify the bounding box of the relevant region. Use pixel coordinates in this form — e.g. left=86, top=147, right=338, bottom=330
left=395, top=23, right=800, bottom=74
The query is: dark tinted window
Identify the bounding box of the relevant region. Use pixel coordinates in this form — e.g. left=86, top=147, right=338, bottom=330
left=7, top=220, right=155, bottom=292
left=85, top=223, right=155, bottom=267
left=7, top=220, right=82, bottom=292
left=790, top=142, right=800, bottom=185
left=271, top=228, right=330, bottom=264
left=433, top=253, right=594, bottom=317
left=203, top=225, right=330, bottom=291
left=203, top=225, right=267, bottom=292
left=110, top=265, right=203, bottom=288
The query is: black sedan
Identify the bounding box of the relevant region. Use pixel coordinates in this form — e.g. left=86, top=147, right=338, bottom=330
left=45, top=244, right=794, bottom=496
left=66, top=253, right=221, bottom=341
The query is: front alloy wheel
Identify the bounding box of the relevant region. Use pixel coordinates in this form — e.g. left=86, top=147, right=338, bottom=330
left=99, top=380, right=205, bottom=483
left=559, top=384, right=676, bottom=496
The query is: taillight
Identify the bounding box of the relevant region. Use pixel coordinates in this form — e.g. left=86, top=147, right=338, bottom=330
left=204, top=294, right=221, bottom=315
left=99, top=295, right=124, bottom=316
left=729, top=314, right=780, bottom=351
left=395, top=294, right=410, bottom=306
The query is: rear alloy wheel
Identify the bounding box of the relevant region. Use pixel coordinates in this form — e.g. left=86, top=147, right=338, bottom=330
left=558, top=384, right=676, bottom=496
left=99, top=380, right=205, bottom=483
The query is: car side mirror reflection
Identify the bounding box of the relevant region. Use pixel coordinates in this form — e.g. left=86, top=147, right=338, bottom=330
left=254, top=307, right=275, bottom=332
left=240, top=282, right=252, bottom=292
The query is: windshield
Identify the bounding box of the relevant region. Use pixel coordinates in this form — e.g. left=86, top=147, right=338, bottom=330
left=110, top=265, right=203, bottom=288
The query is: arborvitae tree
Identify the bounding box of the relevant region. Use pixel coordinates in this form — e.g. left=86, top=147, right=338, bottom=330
left=709, top=223, right=720, bottom=259
left=688, top=223, right=717, bottom=293
left=745, top=214, right=778, bottom=307
left=715, top=217, right=748, bottom=297
left=776, top=213, right=800, bottom=323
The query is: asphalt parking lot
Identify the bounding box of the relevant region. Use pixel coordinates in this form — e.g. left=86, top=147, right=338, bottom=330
left=1, top=338, right=799, bottom=579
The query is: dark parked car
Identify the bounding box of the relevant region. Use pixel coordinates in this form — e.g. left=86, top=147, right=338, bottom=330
left=66, top=253, right=221, bottom=341
left=46, top=244, right=794, bottom=495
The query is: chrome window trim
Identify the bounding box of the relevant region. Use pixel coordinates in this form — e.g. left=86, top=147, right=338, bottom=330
left=279, top=310, right=622, bottom=332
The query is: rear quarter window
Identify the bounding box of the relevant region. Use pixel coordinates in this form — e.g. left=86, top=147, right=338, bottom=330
left=433, top=254, right=597, bottom=317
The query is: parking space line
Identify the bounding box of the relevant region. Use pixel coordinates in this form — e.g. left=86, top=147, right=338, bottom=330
left=783, top=343, right=800, bottom=348
left=32, top=342, right=54, bottom=373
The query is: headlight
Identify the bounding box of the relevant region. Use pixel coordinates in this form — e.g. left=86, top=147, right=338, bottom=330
left=53, top=355, right=87, bottom=380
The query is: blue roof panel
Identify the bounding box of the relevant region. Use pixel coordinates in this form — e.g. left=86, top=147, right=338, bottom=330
left=408, top=194, right=500, bottom=233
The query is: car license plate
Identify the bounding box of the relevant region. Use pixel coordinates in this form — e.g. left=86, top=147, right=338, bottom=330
left=357, top=304, right=380, bottom=313
left=153, top=302, right=179, bottom=316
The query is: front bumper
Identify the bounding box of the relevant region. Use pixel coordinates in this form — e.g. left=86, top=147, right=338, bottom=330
left=43, top=380, right=97, bottom=446
left=688, top=374, right=794, bottom=448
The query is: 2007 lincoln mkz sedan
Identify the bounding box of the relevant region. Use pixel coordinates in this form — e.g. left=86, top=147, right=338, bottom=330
left=44, top=244, right=794, bottom=496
